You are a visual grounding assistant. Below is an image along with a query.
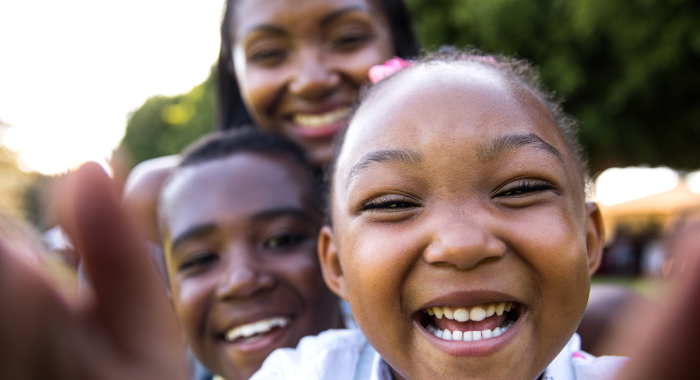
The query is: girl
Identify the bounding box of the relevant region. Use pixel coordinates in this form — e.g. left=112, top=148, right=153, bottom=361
left=124, top=0, right=419, bottom=242
left=2, top=53, right=700, bottom=379
left=252, top=51, right=621, bottom=379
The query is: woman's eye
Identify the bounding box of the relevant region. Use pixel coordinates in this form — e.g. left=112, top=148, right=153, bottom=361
left=179, top=253, right=218, bottom=273
left=332, top=33, right=370, bottom=50
left=362, top=196, right=420, bottom=211
left=496, top=180, right=553, bottom=197
left=264, top=233, right=306, bottom=249
left=249, top=49, right=287, bottom=65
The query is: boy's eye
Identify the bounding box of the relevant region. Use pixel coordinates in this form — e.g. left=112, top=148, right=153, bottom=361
left=495, top=180, right=554, bottom=198
left=178, top=252, right=218, bottom=273
left=264, top=233, right=306, bottom=249
left=362, top=195, right=421, bottom=211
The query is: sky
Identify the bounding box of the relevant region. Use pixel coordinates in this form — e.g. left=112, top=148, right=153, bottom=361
left=0, top=0, right=225, bottom=175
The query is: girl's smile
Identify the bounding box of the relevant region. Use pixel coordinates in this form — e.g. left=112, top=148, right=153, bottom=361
left=320, top=61, right=604, bottom=380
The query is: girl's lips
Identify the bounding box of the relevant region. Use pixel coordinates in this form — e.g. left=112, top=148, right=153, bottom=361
left=414, top=308, right=527, bottom=357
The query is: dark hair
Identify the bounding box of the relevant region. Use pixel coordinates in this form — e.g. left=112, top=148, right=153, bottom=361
left=216, top=0, right=421, bottom=131
left=179, top=127, right=309, bottom=169
left=325, top=48, right=591, bottom=223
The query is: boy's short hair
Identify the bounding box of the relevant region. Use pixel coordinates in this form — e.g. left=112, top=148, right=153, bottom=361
left=163, top=127, right=323, bottom=227
left=179, top=127, right=311, bottom=172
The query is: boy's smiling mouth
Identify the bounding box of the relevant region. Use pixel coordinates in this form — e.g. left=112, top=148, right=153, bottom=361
left=222, top=316, right=292, bottom=345
left=416, top=302, right=521, bottom=344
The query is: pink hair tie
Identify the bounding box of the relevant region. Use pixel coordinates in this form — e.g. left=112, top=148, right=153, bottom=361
left=368, top=57, right=413, bottom=84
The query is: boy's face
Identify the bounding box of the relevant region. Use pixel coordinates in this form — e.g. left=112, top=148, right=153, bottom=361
left=161, top=153, right=339, bottom=380
left=320, top=64, right=604, bottom=380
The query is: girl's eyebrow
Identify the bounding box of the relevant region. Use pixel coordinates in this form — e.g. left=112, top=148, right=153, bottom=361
left=477, top=133, right=564, bottom=165
left=345, top=149, right=423, bottom=187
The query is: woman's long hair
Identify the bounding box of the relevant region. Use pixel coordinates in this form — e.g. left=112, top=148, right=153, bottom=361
left=215, top=0, right=420, bottom=131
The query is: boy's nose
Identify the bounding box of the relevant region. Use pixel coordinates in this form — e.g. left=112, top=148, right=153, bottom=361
left=423, top=213, right=506, bottom=270
left=215, top=247, right=275, bottom=300
left=288, top=47, right=340, bottom=100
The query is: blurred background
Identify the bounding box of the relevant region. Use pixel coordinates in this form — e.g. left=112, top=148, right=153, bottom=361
left=1, top=0, right=698, bottom=285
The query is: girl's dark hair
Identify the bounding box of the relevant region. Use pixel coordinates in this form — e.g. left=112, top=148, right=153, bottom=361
left=325, top=48, right=591, bottom=223
left=216, top=0, right=420, bottom=131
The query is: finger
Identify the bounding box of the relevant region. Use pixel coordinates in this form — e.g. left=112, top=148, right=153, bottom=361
left=64, top=163, right=183, bottom=358
left=613, top=221, right=700, bottom=379
left=0, top=233, right=75, bottom=379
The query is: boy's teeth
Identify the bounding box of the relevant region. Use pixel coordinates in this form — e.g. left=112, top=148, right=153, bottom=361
left=225, top=317, right=290, bottom=342
left=426, top=302, right=516, bottom=321
left=426, top=320, right=516, bottom=342
left=292, top=108, right=349, bottom=128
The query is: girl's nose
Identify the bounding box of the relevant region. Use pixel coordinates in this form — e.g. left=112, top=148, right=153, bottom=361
left=288, top=47, right=340, bottom=99
left=215, top=246, right=275, bottom=300
left=423, top=212, right=507, bottom=270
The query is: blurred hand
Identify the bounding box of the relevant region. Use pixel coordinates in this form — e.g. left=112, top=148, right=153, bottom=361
left=613, top=215, right=700, bottom=380
left=0, top=162, right=187, bottom=380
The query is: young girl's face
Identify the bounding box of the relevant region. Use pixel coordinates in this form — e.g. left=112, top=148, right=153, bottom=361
left=321, top=63, right=604, bottom=380
left=230, top=0, right=394, bottom=166
left=161, top=153, right=340, bottom=380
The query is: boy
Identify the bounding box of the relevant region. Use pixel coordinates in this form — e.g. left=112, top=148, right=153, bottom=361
left=158, top=129, right=344, bottom=380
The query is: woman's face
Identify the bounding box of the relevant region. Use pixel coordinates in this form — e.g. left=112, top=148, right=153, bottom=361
left=230, top=0, right=394, bottom=167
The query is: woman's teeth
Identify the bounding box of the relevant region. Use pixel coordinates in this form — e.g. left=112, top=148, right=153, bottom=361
left=225, top=316, right=290, bottom=342
left=292, top=108, right=349, bottom=128
left=425, top=302, right=514, bottom=322
left=427, top=320, right=515, bottom=342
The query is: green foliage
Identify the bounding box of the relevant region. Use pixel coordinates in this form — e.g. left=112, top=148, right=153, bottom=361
left=406, top=0, right=700, bottom=172
left=121, top=2, right=700, bottom=172
left=119, top=69, right=216, bottom=167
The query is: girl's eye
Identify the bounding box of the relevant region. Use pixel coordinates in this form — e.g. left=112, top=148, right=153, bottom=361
left=179, top=252, right=218, bottom=273
left=362, top=195, right=420, bottom=211
left=264, top=233, right=306, bottom=249
left=496, top=180, right=554, bottom=197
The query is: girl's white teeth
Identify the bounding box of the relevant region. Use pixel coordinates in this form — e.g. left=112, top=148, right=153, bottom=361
left=292, top=107, right=349, bottom=128
left=225, top=317, right=290, bottom=342
left=425, top=302, right=515, bottom=322
left=428, top=320, right=515, bottom=342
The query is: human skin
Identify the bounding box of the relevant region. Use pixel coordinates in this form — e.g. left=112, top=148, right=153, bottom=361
left=319, top=63, right=605, bottom=380
left=230, top=0, right=394, bottom=166
left=160, top=153, right=342, bottom=380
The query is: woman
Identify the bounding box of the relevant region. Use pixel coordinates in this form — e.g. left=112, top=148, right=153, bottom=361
left=123, top=0, right=419, bottom=242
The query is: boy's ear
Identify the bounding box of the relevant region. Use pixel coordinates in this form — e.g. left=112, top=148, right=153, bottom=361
left=585, top=202, right=605, bottom=276
left=318, top=225, right=348, bottom=301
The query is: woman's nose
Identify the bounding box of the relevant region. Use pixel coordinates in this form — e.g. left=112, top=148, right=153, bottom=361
left=288, top=47, right=340, bottom=99
left=423, top=211, right=507, bottom=270
left=216, top=246, right=275, bottom=300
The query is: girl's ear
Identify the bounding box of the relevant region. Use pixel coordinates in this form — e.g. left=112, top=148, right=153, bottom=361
left=318, top=225, right=348, bottom=301
left=585, top=202, right=605, bottom=275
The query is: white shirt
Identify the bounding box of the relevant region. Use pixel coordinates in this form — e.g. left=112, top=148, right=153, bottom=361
left=250, top=329, right=627, bottom=380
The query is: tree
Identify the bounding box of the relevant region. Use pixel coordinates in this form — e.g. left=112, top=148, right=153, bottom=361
left=119, top=69, right=216, bottom=166
left=406, top=0, right=700, bottom=172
